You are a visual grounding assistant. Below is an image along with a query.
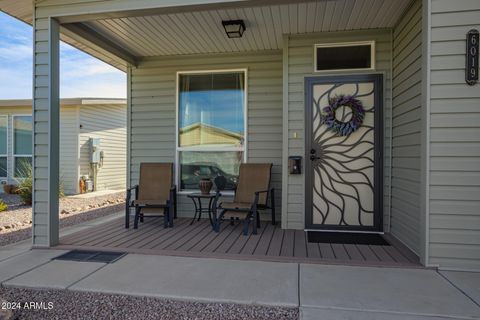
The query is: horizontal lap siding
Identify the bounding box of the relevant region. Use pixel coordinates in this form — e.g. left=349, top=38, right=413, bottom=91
left=130, top=52, right=283, bottom=218
left=391, top=0, right=422, bottom=255
left=0, top=106, right=81, bottom=195
left=429, top=0, right=480, bottom=271
left=79, top=105, right=127, bottom=190
left=32, top=16, right=51, bottom=245
left=287, top=30, right=393, bottom=230
left=59, top=106, right=78, bottom=194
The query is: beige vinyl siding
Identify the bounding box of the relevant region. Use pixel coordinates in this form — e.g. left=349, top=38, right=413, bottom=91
left=428, top=0, right=480, bottom=271
left=59, top=106, right=79, bottom=194
left=286, top=30, right=393, bottom=230
left=79, top=104, right=127, bottom=191
left=390, top=0, right=422, bottom=255
left=129, top=51, right=282, bottom=218
left=0, top=105, right=78, bottom=194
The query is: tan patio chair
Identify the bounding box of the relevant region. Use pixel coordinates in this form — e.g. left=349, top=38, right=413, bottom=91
left=213, top=163, right=275, bottom=235
left=125, top=163, right=177, bottom=229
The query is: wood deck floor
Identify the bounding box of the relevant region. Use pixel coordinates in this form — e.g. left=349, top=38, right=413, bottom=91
left=58, top=217, right=420, bottom=267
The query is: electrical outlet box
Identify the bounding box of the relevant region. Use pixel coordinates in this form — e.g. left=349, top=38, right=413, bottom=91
left=89, top=138, right=101, bottom=164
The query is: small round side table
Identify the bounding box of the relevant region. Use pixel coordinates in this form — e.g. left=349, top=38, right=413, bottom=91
left=187, top=193, right=220, bottom=226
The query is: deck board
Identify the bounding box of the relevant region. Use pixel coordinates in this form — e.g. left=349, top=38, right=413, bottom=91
left=57, top=217, right=420, bottom=267
left=280, top=229, right=295, bottom=257
left=356, top=245, right=380, bottom=261
left=318, top=243, right=336, bottom=259
left=214, top=224, right=242, bottom=253
left=294, top=230, right=307, bottom=258
left=306, top=242, right=321, bottom=258
left=253, top=223, right=275, bottom=256
left=330, top=244, right=349, bottom=260
left=266, top=228, right=284, bottom=256
left=343, top=244, right=364, bottom=261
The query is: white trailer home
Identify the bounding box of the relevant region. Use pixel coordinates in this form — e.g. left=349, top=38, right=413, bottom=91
left=0, top=98, right=126, bottom=194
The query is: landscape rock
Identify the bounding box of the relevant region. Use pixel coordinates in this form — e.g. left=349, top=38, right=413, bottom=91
left=0, top=191, right=125, bottom=246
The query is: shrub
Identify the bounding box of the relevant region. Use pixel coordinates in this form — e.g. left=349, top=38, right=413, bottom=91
left=15, top=163, right=33, bottom=205
left=14, top=162, right=65, bottom=206
left=0, top=199, right=7, bottom=212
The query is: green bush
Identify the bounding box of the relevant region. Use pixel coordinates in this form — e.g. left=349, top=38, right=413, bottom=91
left=0, top=199, right=7, bottom=212
left=15, top=161, right=65, bottom=206
left=15, top=162, right=32, bottom=205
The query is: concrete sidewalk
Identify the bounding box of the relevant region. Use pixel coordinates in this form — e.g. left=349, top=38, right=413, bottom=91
left=0, top=216, right=479, bottom=320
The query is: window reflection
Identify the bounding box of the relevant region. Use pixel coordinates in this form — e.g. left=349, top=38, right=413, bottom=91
left=177, top=71, right=246, bottom=191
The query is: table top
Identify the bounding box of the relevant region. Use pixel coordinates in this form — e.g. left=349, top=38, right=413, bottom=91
left=187, top=192, right=220, bottom=198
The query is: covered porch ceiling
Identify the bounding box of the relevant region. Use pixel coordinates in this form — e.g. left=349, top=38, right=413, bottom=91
left=1, top=0, right=413, bottom=70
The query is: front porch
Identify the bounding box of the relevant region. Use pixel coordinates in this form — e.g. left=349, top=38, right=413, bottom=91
left=57, top=215, right=419, bottom=267
left=16, top=0, right=431, bottom=269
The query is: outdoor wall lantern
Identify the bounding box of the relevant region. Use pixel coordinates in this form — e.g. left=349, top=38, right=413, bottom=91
left=222, top=20, right=246, bottom=38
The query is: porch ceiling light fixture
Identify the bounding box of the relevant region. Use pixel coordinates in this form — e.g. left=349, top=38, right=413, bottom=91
left=222, top=20, right=246, bottom=38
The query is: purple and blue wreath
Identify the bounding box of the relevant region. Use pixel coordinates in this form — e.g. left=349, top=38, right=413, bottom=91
left=320, top=95, right=365, bottom=136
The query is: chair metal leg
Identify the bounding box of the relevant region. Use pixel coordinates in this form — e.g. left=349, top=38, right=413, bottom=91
left=134, top=207, right=141, bottom=229
left=214, top=210, right=225, bottom=232
left=242, top=218, right=249, bottom=235
left=163, top=208, right=169, bottom=228
left=140, top=214, right=144, bottom=223
left=252, top=210, right=258, bottom=235
left=173, top=188, right=178, bottom=219
left=169, top=202, right=174, bottom=227
left=125, top=205, right=130, bottom=229
left=271, top=188, right=276, bottom=225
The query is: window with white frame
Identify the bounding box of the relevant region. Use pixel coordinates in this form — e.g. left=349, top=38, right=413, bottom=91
left=177, top=70, right=246, bottom=191
left=0, top=116, right=7, bottom=178
left=314, top=41, right=375, bottom=72
left=13, top=115, right=32, bottom=178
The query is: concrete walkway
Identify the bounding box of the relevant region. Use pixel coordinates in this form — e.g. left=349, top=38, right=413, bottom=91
left=1, top=217, right=479, bottom=319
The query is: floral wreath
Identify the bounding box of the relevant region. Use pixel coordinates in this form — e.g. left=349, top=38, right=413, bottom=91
left=320, top=95, right=365, bottom=136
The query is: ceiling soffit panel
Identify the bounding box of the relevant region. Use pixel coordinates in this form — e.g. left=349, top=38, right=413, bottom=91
left=78, top=0, right=412, bottom=57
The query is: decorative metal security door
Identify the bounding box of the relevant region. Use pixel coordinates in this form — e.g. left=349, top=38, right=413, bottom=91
left=305, top=74, right=383, bottom=231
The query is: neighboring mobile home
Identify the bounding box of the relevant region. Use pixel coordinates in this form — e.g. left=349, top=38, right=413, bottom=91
left=0, top=98, right=127, bottom=194
left=0, top=0, right=479, bottom=271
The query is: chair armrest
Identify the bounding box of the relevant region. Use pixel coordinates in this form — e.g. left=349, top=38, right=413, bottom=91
left=253, top=188, right=274, bottom=206
left=168, top=185, right=176, bottom=200
left=126, top=185, right=139, bottom=203
left=127, top=184, right=139, bottom=191
left=254, top=189, right=270, bottom=195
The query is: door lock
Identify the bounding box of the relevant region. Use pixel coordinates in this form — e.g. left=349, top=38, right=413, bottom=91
left=310, top=149, right=320, bottom=161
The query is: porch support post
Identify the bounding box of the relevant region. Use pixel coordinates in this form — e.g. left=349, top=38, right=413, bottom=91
left=420, top=0, right=432, bottom=266
left=281, top=34, right=289, bottom=230
left=32, top=14, right=60, bottom=247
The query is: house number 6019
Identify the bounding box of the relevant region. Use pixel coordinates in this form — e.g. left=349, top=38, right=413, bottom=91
left=466, top=29, right=479, bottom=85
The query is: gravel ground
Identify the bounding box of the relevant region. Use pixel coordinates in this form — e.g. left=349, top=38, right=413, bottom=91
left=0, top=192, right=125, bottom=246
left=0, top=287, right=298, bottom=320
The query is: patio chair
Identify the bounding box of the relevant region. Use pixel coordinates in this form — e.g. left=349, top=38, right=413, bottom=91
left=125, top=163, right=177, bottom=229
left=213, top=163, right=275, bottom=235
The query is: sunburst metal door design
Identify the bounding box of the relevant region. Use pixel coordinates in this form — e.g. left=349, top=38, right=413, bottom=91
left=305, top=74, right=383, bottom=231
